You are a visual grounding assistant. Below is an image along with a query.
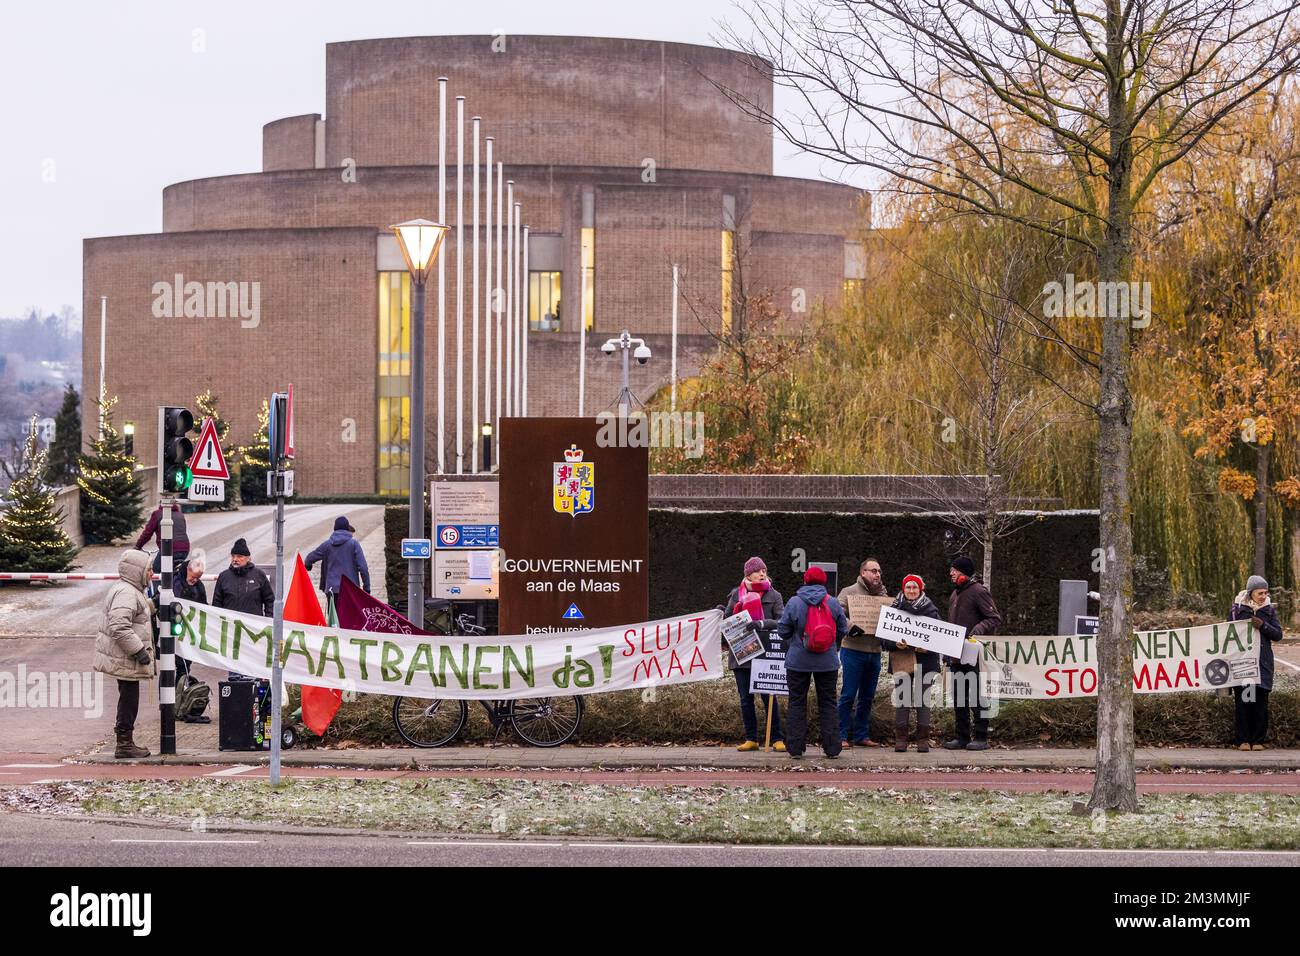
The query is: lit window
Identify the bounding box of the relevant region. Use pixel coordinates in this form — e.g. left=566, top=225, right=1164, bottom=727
left=377, top=272, right=411, bottom=496
left=581, top=227, right=595, bottom=331
left=529, top=271, right=562, bottom=331
left=721, top=229, right=735, bottom=333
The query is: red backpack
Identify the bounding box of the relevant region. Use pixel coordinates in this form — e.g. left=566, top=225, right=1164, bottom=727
left=803, top=598, right=836, bottom=653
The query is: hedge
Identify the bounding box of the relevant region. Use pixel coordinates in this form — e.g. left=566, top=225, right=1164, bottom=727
left=385, top=505, right=1100, bottom=633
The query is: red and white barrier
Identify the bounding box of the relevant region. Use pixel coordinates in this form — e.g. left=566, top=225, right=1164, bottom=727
left=0, top=572, right=220, bottom=581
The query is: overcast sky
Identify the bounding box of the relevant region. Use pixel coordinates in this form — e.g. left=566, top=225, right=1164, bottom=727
left=0, top=0, right=862, bottom=319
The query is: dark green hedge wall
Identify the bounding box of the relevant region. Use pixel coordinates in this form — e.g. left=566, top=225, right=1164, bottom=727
left=650, top=510, right=1098, bottom=635
left=386, top=506, right=1099, bottom=634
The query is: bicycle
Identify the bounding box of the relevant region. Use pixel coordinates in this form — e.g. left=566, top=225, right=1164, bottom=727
left=390, top=610, right=584, bottom=748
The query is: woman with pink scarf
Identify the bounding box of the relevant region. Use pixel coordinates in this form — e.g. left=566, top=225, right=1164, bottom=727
left=719, top=557, right=786, bottom=751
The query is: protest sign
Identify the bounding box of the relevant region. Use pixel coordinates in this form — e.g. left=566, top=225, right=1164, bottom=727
left=877, top=605, right=967, bottom=658
left=749, top=627, right=789, bottom=697
left=174, top=600, right=722, bottom=700
left=721, top=611, right=764, bottom=666
left=980, top=621, right=1261, bottom=699
left=845, top=594, right=892, bottom=634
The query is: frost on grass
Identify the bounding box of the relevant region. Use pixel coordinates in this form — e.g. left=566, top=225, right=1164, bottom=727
left=4, top=779, right=1297, bottom=850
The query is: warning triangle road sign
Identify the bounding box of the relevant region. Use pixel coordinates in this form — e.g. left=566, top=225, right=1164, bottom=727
left=189, top=417, right=230, bottom=480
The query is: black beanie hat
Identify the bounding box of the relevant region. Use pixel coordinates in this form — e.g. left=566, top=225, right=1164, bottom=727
left=951, top=555, right=975, bottom=576
left=231, top=538, right=251, bottom=557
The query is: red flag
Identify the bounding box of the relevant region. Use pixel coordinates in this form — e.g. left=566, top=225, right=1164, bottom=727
left=284, top=554, right=341, bottom=736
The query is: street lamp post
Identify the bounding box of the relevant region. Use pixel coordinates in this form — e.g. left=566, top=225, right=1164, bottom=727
left=123, top=421, right=135, bottom=458
left=481, top=421, right=493, bottom=472
left=390, top=218, right=449, bottom=625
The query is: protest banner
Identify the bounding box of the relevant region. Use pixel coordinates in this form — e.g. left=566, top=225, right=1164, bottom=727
left=981, top=620, right=1261, bottom=699
left=173, top=599, right=722, bottom=700
left=877, top=605, right=967, bottom=658
left=721, top=611, right=764, bottom=666
left=844, top=594, right=892, bottom=634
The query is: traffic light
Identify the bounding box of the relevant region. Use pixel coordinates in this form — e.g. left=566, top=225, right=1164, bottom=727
left=159, top=406, right=195, bottom=493
left=169, top=600, right=185, bottom=638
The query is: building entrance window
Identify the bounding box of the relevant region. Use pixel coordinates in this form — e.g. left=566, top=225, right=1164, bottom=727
left=529, top=271, right=562, bottom=331
left=377, top=271, right=411, bottom=496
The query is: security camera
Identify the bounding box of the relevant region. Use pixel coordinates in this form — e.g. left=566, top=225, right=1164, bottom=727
left=634, top=344, right=651, bottom=365
left=601, top=341, right=616, bottom=356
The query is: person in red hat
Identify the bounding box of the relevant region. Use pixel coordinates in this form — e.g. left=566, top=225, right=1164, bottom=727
left=775, top=565, right=849, bottom=759
left=879, top=573, right=943, bottom=752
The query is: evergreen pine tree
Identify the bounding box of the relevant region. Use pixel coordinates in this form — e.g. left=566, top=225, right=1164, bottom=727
left=43, top=383, right=82, bottom=487
left=239, top=399, right=272, bottom=504
left=0, top=418, right=78, bottom=572
left=77, top=397, right=145, bottom=544
left=194, top=387, right=239, bottom=509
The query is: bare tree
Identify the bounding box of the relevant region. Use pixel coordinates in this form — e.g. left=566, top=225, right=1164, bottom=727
left=898, top=232, right=1083, bottom=588
left=717, top=0, right=1300, bottom=810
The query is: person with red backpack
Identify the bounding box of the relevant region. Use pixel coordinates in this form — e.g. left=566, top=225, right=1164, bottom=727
left=776, top=566, right=849, bottom=759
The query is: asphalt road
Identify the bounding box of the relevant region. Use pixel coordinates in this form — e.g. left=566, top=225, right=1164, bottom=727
left=2, top=813, right=1297, bottom=866
left=0, top=502, right=387, bottom=637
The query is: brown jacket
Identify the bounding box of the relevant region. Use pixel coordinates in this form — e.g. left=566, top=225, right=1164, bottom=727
left=948, top=577, right=1002, bottom=639
left=93, top=550, right=154, bottom=682
left=837, top=576, right=889, bottom=653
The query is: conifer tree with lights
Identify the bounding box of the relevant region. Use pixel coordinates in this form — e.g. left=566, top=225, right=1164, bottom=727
left=0, top=419, right=78, bottom=572
left=77, top=397, right=145, bottom=544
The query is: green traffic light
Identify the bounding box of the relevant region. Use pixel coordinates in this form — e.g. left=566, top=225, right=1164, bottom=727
left=171, top=618, right=184, bottom=637
left=169, top=466, right=193, bottom=491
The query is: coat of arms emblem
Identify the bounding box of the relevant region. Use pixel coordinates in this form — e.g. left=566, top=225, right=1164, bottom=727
left=553, top=444, right=595, bottom=516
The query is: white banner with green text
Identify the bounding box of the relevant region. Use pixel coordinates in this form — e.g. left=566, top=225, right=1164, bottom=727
left=174, top=600, right=722, bottom=699
left=980, top=621, right=1261, bottom=700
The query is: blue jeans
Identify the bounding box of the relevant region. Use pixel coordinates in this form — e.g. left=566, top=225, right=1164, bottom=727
left=734, top=668, right=783, bottom=743
left=838, top=648, right=882, bottom=743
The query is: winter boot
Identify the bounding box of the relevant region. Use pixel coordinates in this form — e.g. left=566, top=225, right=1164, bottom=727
left=114, top=730, right=150, bottom=759
left=916, top=724, right=931, bottom=753
left=894, top=709, right=910, bottom=752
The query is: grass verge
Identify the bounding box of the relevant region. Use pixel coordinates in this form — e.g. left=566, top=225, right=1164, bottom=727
left=7, top=779, right=1299, bottom=850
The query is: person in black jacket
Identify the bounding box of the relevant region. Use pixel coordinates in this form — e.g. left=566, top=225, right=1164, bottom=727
left=211, top=538, right=273, bottom=680
left=944, top=555, right=1002, bottom=751
left=1229, top=575, right=1285, bottom=750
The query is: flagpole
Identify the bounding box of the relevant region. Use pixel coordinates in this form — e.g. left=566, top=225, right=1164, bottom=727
left=484, top=138, right=494, bottom=468
left=436, top=77, right=447, bottom=476
left=505, top=180, right=514, bottom=419
left=471, top=115, right=481, bottom=473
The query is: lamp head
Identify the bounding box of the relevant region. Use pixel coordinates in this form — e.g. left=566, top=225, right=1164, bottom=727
left=389, top=218, right=449, bottom=283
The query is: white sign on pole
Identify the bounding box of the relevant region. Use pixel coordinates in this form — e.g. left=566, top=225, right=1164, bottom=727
left=434, top=549, right=498, bottom=599
left=877, top=606, right=967, bottom=658
left=187, top=478, right=225, bottom=502
left=433, top=480, right=499, bottom=524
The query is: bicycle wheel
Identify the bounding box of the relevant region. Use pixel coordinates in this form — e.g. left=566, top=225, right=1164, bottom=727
left=508, top=696, right=584, bottom=747
left=392, top=696, right=468, bottom=747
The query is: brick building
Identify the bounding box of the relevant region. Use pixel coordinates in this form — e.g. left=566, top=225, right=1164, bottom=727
left=83, top=35, right=867, bottom=495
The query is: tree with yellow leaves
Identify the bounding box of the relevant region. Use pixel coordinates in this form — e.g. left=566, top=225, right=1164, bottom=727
left=1167, top=83, right=1300, bottom=577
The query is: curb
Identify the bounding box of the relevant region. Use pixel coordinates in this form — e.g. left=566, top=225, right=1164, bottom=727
left=69, top=747, right=1300, bottom=773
